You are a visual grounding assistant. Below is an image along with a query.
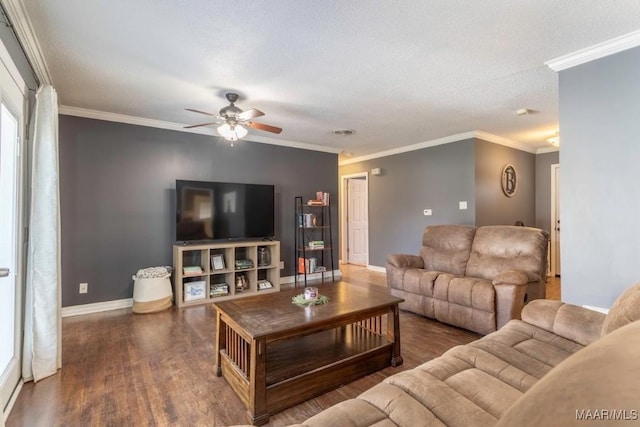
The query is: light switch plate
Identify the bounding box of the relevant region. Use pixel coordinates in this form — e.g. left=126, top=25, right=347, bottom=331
left=423, top=209, right=432, bottom=216
left=459, top=201, right=468, bottom=210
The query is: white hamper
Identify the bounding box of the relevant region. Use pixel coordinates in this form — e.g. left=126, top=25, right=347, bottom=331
left=132, top=266, right=173, bottom=313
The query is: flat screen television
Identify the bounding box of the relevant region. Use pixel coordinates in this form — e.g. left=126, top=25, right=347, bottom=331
left=175, top=180, right=275, bottom=243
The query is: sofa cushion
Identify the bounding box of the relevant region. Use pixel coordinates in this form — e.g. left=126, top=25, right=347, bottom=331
left=346, top=319, right=584, bottom=427
left=401, top=269, right=438, bottom=296
left=521, top=299, right=605, bottom=346
left=465, top=226, right=548, bottom=282
left=601, top=282, right=640, bottom=335
left=433, top=274, right=496, bottom=335
left=469, top=320, right=583, bottom=378
left=418, top=225, right=476, bottom=276
left=434, top=275, right=495, bottom=312
left=390, top=288, right=435, bottom=318
left=302, top=398, right=395, bottom=427
left=495, top=319, right=640, bottom=427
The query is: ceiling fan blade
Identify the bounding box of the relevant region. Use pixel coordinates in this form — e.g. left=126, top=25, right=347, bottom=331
left=238, top=108, right=265, bottom=120
left=186, top=108, right=217, bottom=117
left=184, top=122, right=221, bottom=129
left=247, top=121, right=282, bottom=134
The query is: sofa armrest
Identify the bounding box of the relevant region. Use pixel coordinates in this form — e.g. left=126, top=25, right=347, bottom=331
left=492, top=273, right=529, bottom=330
left=521, top=299, right=606, bottom=346
left=492, top=269, right=528, bottom=286
left=386, top=254, right=424, bottom=269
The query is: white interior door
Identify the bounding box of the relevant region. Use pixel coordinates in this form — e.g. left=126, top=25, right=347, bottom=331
left=550, top=164, right=561, bottom=277
left=347, top=178, right=368, bottom=265
left=0, top=39, right=25, bottom=417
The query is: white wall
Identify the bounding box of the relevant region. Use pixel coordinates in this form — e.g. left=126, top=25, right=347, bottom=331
left=559, top=46, right=640, bottom=307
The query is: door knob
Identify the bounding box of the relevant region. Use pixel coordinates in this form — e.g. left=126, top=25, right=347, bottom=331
left=0, top=268, right=9, bottom=277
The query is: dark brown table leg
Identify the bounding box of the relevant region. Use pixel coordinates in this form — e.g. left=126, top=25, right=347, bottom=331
left=248, top=337, right=269, bottom=426
left=388, top=304, right=403, bottom=367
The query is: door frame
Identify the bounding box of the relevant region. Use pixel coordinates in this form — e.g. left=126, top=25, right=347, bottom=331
left=550, top=163, right=560, bottom=277
left=0, top=37, right=27, bottom=421
left=340, top=172, right=369, bottom=266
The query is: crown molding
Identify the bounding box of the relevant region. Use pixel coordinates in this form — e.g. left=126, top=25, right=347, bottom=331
left=339, top=131, right=535, bottom=166
left=236, top=132, right=342, bottom=154
left=474, top=131, right=537, bottom=153
left=339, top=131, right=477, bottom=165
left=59, top=105, right=342, bottom=154
left=1, top=0, right=52, bottom=85
left=536, top=146, right=559, bottom=154
left=546, top=29, right=640, bottom=72
left=60, top=106, right=544, bottom=160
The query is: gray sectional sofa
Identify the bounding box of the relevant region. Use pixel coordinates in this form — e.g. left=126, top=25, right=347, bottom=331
left=386, top=225, right=549, bottom=334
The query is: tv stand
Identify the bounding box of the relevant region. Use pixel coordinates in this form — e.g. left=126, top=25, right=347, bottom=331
left=173, top=240, right=280, bottom=307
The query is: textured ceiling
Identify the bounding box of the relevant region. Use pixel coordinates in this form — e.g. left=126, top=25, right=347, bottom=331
left=18, top=0, right=640, bottom=158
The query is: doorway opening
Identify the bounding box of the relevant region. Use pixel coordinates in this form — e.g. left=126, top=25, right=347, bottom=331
left=550, top=164, right=561, bottom=277
left=340, top=173, right=369, bottom=267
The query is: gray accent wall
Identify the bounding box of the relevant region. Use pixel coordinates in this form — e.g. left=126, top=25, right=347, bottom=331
left=339, top=139, right=476, bottom=267
left=559, top=46, right=640, bottom=308
left=59, top=115, right=338, bottom=306
left=535, top=151, right=559, bottom=233
left=339, top=138, right=549, bottom=268
left=474, top=140, right=536, bottom=227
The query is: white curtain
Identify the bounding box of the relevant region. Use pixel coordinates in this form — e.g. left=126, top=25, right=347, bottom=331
left=22, top=85, right=61, bottom=382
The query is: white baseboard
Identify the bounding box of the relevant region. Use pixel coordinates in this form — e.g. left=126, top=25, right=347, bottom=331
left=61, top=298, right=133, bottom=317
left=280, top=269, right=342, bottom=284
left=582, top=305, right=609, bottom=314
left=61, top=271, right=346, bottom=317
left=3, top=379, right=23, bottom=424
left=367, top=265, right=386, bottom=273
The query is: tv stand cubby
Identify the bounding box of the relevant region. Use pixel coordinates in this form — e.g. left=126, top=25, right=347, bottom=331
left=173, top=240, right=280, bottom=307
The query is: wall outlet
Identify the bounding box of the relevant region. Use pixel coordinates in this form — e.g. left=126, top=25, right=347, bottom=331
left=279, top=261, right=284, bottom=269
left=79, top=282, right=88, bottom=294
left=423, top=209, right=432, bottom=216
left=459, top=201, right=468, bottom=210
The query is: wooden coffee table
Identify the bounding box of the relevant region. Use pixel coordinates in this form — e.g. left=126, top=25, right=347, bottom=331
left=213, top=282, right=404, bottom=426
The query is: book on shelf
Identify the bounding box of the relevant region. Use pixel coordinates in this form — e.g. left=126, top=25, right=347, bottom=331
left=307, top=192, right=330, bottom=206
left=298, top=257, right=318, bottom=274
left=298, top=213, right=315, bottom=227
left=183, top=265, right=203, bottom=274
left=235, top=259, right=254, bottom=269
left=210, top=283, right=230, bottom=297
left=308, top=240, right=325, bottom=249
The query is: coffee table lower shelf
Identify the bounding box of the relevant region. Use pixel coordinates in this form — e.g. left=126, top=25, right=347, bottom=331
left=218, top=325, right=394, bottom=425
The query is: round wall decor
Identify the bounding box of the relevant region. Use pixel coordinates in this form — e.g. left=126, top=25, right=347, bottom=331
left=501, top=164, right=517, bottom=197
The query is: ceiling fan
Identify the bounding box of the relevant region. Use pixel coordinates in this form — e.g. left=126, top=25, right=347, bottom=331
left=184, top=93, right=282, bottom=144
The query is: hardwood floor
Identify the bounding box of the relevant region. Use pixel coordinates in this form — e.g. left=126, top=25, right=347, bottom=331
left=7, top=266, right=559, bottom=426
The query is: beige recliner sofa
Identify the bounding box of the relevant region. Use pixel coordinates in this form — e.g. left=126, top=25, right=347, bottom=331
left=387, top=224, right=549, bottom=334
left=275, top=283, right=640, bottom=427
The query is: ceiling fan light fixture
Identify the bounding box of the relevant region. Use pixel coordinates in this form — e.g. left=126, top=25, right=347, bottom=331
left=217, top=123, right=248, bottom=142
